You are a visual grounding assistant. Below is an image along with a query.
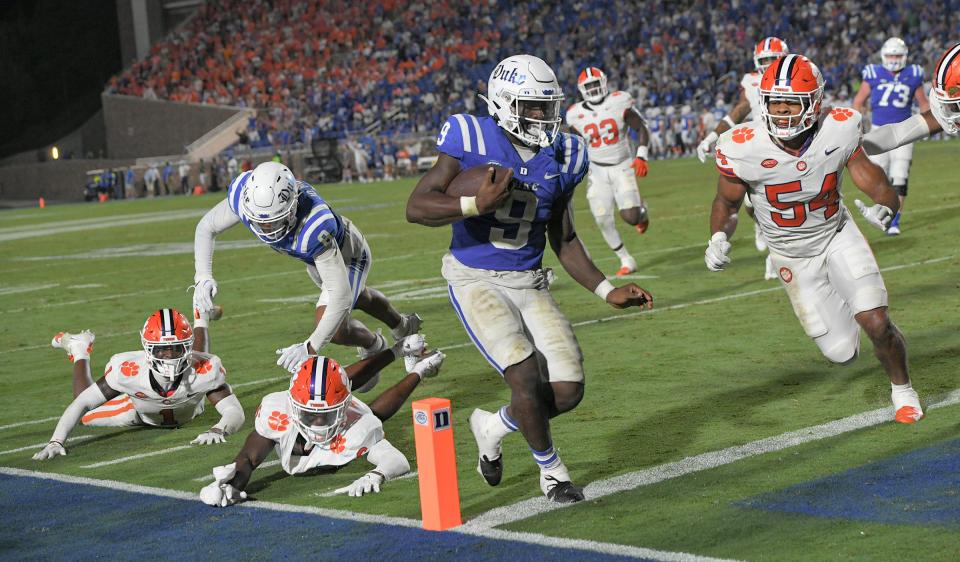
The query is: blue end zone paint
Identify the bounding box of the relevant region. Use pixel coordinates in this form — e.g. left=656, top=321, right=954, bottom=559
left=0, top=473, right=647, bottom=561
left=738, top=438, right=960, bottom=527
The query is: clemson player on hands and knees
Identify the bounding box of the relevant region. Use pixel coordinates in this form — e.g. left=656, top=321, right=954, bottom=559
left=863, top=42, right=960, bottom=156
left=193, top=161, right=422, bottom=379
left=565, top=67, right=652, bottom=277
left=199, top=334, right=444, bottom=506
left=699, top=37, right=790, bottom=281
left=406, top=54, right=653, bottom=503
left=705, top=54, right=923, bottom=423
left=33, top=308, right=245, bottom=461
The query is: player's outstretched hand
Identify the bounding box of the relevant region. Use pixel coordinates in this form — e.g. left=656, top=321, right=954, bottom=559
left=631, top=157, right=648, bottom=177
left=191, top=429, right=227, bottom=445
left=276, top=341, right=310, bottom=373
left=32, top=440, right=66, bottom=461
left=476, top=167, right=513, bottom=214
left=704, top=232, right=732, bottom=271
left=606, top=284, right=653, bottom=310
left=192, top=277, right=219, bottom=312
left=334, top=472, right=385, bottom=497
left=697, top=132, right=719, bottom=163
left=854, top=199, right=894, bottom=231
left=200, top=463, right=247, bottom=507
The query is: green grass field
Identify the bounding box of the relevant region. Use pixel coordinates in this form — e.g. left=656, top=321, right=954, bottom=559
left=2, top=140, right=958, bottom=560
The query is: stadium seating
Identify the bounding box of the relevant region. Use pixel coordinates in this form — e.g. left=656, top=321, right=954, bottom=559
left=104, top=0, right=959, bottom=150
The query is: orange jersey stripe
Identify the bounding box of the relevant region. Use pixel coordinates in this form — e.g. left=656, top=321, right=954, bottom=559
left=82, top=402, right=135, bottom=423
left=103, top=397, right=131, bottom=407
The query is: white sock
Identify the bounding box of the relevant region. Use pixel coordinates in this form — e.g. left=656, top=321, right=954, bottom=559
left=483, top=406, right=518, bottom=446
left=615, top=245, right=633, bottom=262
left=594, top=213, right=623, bottom=251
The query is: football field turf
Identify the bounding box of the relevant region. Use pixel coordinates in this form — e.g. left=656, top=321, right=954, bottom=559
left=1, top=140, right=958, bottom=560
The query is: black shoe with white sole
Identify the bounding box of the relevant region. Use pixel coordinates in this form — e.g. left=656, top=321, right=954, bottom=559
left=543, top=475, right=585, bottom=504
left=478, top=454, right=503, bottom=486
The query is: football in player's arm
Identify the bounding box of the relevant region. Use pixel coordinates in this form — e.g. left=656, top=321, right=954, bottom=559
left=33, top=309, right=244, bottom=461
left=200, top=335, right=444, bottom=506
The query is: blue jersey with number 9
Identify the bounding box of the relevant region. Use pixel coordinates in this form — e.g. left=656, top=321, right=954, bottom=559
left=435, top=114, right=589, bottom=271
left=862, top=64, right=924, bottom=126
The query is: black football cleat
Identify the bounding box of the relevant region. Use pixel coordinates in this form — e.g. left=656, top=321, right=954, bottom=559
left=478, top=454, right=503, bottom=487
left=542, top=474, right=585, bottom=504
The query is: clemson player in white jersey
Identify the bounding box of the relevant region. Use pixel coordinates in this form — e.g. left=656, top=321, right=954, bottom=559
left=566, top=67, right=651, bottom=276
left=33, top=308, right=245, bottom=461
left=704, top=54, right=923, bottom=424
left=199, top=336, right=444, bottom=505
left=698, top=37, right=790, bottom=280
left=864, top=42, right=960, bottom=152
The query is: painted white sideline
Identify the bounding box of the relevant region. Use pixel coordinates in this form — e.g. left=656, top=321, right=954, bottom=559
left=462, top=388, right=960, bottom=531
left=0, top=466, right=736, bottom=562
left=80, top=445, right=194, bottom=469
left=0, top=435, right=94, bottom=456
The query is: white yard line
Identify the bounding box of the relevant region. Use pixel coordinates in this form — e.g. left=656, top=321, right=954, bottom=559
left=231, top=375, right=287, bottom=390
left=80, top=445, right=194, bottom=469
left=0, top=209, right=208, bottom=242
left=0, top=435, right=94, bottom=455
left=0, top=416, right=61, bottom=432
left=0, top=283, right=59, bottom=295
left=463, top=388, right=960, bottom=531
left=0, top=466, right=736, bottom=561
left=313, top=471, right=420, bottom=497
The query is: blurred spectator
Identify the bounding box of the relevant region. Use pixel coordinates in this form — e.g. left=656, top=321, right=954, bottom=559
left=227, top=153, right=239, bottom=179
left=124, top=167, right=137, bottom=199
left=179, top=160, right=191, bottom=194
left=162, top=161, right=174, bottom=196
left=198, top=159, right=208, bottom=191
left=144, top=164, right=160, bottom=198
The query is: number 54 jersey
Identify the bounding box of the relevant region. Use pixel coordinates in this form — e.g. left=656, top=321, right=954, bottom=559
left=715, top=108, right=864, bottom=258
left=436, top=114, right=588, bottom=271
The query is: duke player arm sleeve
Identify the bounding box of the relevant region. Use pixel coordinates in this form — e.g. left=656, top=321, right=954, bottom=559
left=305, top=247, right=352, bottom=353
left=862, top=114, right=931, bottom=155
left=366, top=438, right=410, bottom=480
left=194, top=199, right=241, bottom=280
left=212, top=394, right=245, bottom=435
left=50, top=384, right=108, bottom=444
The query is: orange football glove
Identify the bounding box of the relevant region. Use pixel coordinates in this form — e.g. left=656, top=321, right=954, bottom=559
left=631, top=157, right=648, bottom=177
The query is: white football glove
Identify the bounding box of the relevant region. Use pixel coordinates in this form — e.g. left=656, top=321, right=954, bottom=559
left=199, top=463, right=247, bottom=507
left=411, top=351, right=445, bottom=381
left=704, top=231, right=732, bottom=271
left=334, top=472, right=385, bottom=497
left=276, top=341, right=310, bottom=373
left=697, top=131, right=719, bottom=163
left=392, top=333, right=426, bottom=372
left=32, top=440, right=66, bottom=461
left=193, top=277, right=219, bottom=312
left=191, top=429, right=227, bottom=445
left=854, top=199, right=894, bottom=231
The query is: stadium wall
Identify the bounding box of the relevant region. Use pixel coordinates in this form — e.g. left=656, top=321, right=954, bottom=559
left=102, top=94, right=245, bottom=159
left=0, top=158, right=131, bottom=203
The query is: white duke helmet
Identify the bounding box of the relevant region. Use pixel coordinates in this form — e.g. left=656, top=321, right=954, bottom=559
left=480, top=54, right=564, bottom=147
left=881, top=37, right=908, bottom=73
left=240, top=162, right=298, bottom=243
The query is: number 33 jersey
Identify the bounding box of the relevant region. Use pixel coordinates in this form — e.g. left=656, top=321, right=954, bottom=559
left=715, top=108, right=864, bottom=258
left=436, top=114, right=588, bottom=271
left=565, top=91, right=637, bottom=165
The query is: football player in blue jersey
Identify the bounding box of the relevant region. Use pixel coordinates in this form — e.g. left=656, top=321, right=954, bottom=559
left=853, top=37, right=930, bottom=235
left=193, top=162, right=421, bottom=378
left=406, top=55, right=654, bottom=503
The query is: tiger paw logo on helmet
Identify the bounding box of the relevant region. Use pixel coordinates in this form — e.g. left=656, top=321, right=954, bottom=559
left=831, top=108, right=854, bottom=121
left=268, top=411, right=290, bottom=431
left=731, top=127, right=755, bottom=143
left=121, top=361, right=140, bottom=377
left=193, top=359, right=213, bottom=374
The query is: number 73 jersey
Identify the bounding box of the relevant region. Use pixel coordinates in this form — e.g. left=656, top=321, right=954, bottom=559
left=715, top=108, right=864, bottom=258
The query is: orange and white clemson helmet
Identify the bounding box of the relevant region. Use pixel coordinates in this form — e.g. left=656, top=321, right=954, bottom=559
left=931, top=42, right=960, bottom=135
left=577, top=67, right=608, bottom=104
left=140, top=308, right=194, bottom=382
left=288, top=356, right=351, bottom=445
left=754, top=37, right=789, bottom=73
left=759, top=54, right=825, bottom=140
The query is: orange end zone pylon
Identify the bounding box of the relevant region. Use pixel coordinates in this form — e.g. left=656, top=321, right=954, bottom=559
left=412, top=397, right=462, bottom=531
